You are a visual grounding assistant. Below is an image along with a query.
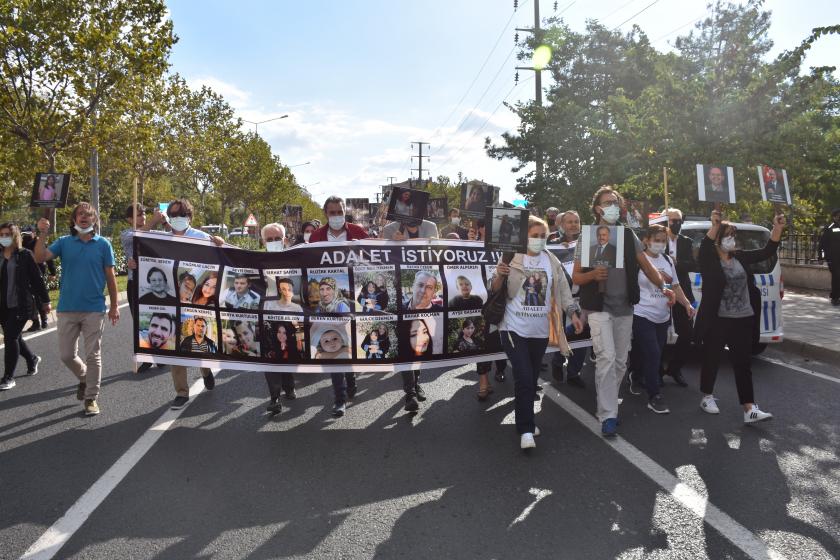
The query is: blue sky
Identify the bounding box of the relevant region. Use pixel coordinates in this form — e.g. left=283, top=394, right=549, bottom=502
left=167, top=0, right=839, bottom=205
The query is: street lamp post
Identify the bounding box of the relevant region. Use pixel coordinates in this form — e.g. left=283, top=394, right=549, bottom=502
left=242, top=114, right=288, bottom=134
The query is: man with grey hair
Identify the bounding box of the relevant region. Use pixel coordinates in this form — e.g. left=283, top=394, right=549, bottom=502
left=308, top=196, right=369, bottom=243
left=307, top=194, right=369, bottom=417
left=261, top=222, right=286, bottom=252
left=403, top=270, right=443, bottom=312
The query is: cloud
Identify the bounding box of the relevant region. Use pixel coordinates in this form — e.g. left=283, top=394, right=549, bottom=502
left=183, top=74, right=525, bottom=203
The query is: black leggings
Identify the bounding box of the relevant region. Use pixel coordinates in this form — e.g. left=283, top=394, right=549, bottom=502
left=1, top=312, right=35, bottom=380
left=700, top=316, right=754, bottom=404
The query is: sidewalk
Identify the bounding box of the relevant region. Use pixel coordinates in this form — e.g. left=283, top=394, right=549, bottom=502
left=777, top=288, right=840, bottom=364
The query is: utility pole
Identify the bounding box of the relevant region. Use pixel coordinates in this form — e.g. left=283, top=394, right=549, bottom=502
left=411, top=142, right=430, bottom=188
left=515, top=0, right=544, bottom=192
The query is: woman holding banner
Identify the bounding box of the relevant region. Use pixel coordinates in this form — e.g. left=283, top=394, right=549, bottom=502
left=695, top=210, right=785, bottom=423
left=490, top=215, right=583, bottom=450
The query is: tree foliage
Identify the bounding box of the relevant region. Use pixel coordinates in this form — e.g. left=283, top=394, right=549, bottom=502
left=486, top=1, right=840, bottom=230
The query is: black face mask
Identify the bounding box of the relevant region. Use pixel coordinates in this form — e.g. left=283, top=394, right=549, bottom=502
left=669, top=221, right=682, bottom=235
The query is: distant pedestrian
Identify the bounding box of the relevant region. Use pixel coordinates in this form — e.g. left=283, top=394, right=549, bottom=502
left=818, top=208, right=840, bottom=306
left=0, top=223, right=49, bottom=391
left=21, top=227, right=56, bottom=331
left=34, top=204, right=119, bottom=416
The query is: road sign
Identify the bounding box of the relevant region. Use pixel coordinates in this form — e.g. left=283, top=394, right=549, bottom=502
left=244, top=213, right=258, bottom=227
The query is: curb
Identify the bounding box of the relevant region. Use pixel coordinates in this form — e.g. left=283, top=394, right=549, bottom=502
left=777, top=337, right=840, bottom=365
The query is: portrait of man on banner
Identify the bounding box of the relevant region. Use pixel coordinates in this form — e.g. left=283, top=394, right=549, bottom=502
left=179, top=311, right=218, bottom=355
left=138, top=308, right=177, bottom=351
left=579, top=225, right=625, bottom=269
left=696, top=164, right=736, bottom=204
left=758, top=165, right=792, bottom=205
left=400, top=268, right=444, bottom=312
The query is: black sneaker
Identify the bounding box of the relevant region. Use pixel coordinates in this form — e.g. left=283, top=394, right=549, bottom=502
left=284, top=388, right=297, bottom=400
left=628, top=373, right=643, bottom=396
left=27, top=355, right=41, bottom=376
left=26, top=323, right=41, bottom=333
left=404, top=395, right=419, bottom=412
left=332, top=402, right=346, bottom=417
left=136, top=362, right=153, bottom=374
left=266, top=399, right=282, bottom=415
left=415, top=384, right=427, bottom=402
left=347, top=385, right=358, bottom=400
left=171, top=396, right=189, bottom=410
left=667, top=370, right=688, bottom=387
left=647, top=394, right=670, bottom=414
left=566, top=375, right=586, bottom=389
left=203, top=371, right=215, bottom=390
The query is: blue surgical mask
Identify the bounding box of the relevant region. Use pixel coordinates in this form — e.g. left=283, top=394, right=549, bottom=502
left=169, top=217, right=190, bottom=232
left=265, top=240, right=284, bottom=252
left=328, top=215, right=346, bottom=230
left=0, top=237, right=12, bottom=248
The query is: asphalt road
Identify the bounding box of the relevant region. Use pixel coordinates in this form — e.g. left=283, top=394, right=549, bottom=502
left=1, top=314, right=839, bottom=560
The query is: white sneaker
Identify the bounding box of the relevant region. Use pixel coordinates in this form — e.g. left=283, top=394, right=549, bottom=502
left=0, top=378, right=15, bottom=390
left=534, top=426, right=541, bottom=437
left=744, top=405, right=773, bottom=424
left=520, top=433, right=536, bottom=449
left=700, top=395, right=720, bottom=414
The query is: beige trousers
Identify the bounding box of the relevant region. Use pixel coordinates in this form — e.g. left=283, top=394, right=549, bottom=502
left=57, top=312, right=106, bottom=400
left=170, top=365, right=212, bottom=397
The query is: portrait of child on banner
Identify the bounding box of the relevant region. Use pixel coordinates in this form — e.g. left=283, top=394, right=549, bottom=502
left=220, top=316, right=261, bottom=358
left=30, top=172, right=71, bottom=208
left=356, top=321, right=398, bottom=360
left=309, top=322, right=352, bottom=360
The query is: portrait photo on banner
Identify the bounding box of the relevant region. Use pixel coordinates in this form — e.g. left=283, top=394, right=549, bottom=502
left=399, top=313, right=444, bottom=358
left=460, top=181, right=495, bottom=218
left=179, top=307, right=218, bottom=355
left=138, top=257, right=178, bottom=306
left=426, top=197, right=448, bottom=222
left=353, top=265, right=397, bottom=314
left=30, top=172, right=71, bottom=208
left=757, top=165, right=792, bottom=205
left=443, top=265, right=487, bottom=311
left=177, top=262, right=220, bottom=306
left=138, top=305, right=177, bottom=351
left=400, top=266, right=444, bottom=312
left=219, top=311, right=260, bottom=358
left=306, top=267, right=354, bottom=313
left=696, top=164, right=736, bottom=203
left=579, top=225, right=625, bottom=269
left=355, top=315, right=398, bottom=360
left=262, top=268, right=304, bottom=312
left=483, top=206, right=529, bottom=253
left=386, top=186, right=429, bottom=224
left=309, top=318, right=352, bottom=360
left=447, top=312, right=485, bottom=355
left=220, top=268, right=264, bottom=310
left=262, top=315, right=306, bottom=361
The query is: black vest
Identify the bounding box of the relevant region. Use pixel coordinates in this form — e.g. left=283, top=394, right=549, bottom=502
left=579, top=225, right=640, bottom=312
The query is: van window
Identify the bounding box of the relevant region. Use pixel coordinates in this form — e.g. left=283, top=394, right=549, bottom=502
left=683, top=228, right=776, bottom=274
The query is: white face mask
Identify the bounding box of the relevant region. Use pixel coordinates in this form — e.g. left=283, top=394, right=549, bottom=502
left=265, top=240, right=284, bottom=252
left=169, top=217, right=190, bottom=232
left=450, top=217, right=460, bottom=226
left=328, top=215, right=345, bottom=230
left=0, top=237, right=12, bottom=248
left=527, top=237, right=547, bottom=254
left=648, top=242, right=666, bottom=255
left=74, top=224, right=95, bottom=235
left=303, top=232, right=312, bottom=243
left=721, top=236, right=737, bottom=252
left=601, top=205, right=621, bottom=224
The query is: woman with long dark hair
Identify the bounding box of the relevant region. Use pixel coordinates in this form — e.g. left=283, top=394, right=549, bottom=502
left=0, top=223, right=49, bottom=391
left=263, top=321, right=300, bottom=414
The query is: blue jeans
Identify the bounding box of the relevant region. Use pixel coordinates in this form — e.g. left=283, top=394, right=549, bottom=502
left=631, top=315, right=669, bottom=399
left=501, top=331, right=548, bottom=435
left=331, top=372, right=356, bottom=404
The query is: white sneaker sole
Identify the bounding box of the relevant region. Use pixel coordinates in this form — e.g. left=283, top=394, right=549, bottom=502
left=520, top=435, right=536, bottom=449
left=744, top=414, right=773, bottom=424
left=648, top=404, right=670, bottom=414
left=700, top=401, right=720, bottom=414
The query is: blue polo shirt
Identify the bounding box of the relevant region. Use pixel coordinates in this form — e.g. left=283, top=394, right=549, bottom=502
left=48, top=234, right=116, bottom=312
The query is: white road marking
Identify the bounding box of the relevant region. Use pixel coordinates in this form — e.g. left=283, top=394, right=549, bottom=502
left=508, top=488, right=553, bottom=528
left=0, top=302, right=129, bottom=350
left=756, top=356, right=840, bottom=385
left=542, top=388, right=787, bottom=560
left=19, top=377, right=206, bottom=560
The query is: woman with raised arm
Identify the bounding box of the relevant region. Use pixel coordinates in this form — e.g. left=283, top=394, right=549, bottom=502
left=695, top=210, right=785, bottom=423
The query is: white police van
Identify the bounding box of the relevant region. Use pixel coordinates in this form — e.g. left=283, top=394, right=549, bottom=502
left=669, top=220, right=783, bottom=353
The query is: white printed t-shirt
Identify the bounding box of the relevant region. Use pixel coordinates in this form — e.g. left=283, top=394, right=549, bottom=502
left=634, top=252, right=678, bottom=324
left=500, top=252, right=553, bottom=338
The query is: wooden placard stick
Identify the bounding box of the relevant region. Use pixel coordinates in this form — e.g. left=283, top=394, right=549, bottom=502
left=663, top=167, right=669, bottom=209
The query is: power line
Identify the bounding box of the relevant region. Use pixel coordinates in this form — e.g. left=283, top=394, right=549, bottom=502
left=597, top=0, right=639, bottom=23
left=611, top=0, right=661, bottom=31
left=437, top=74, right=534, bottom=172
left=652, top=11, right=707, bottom=44
left=556, top=0, right=577, bottom=17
